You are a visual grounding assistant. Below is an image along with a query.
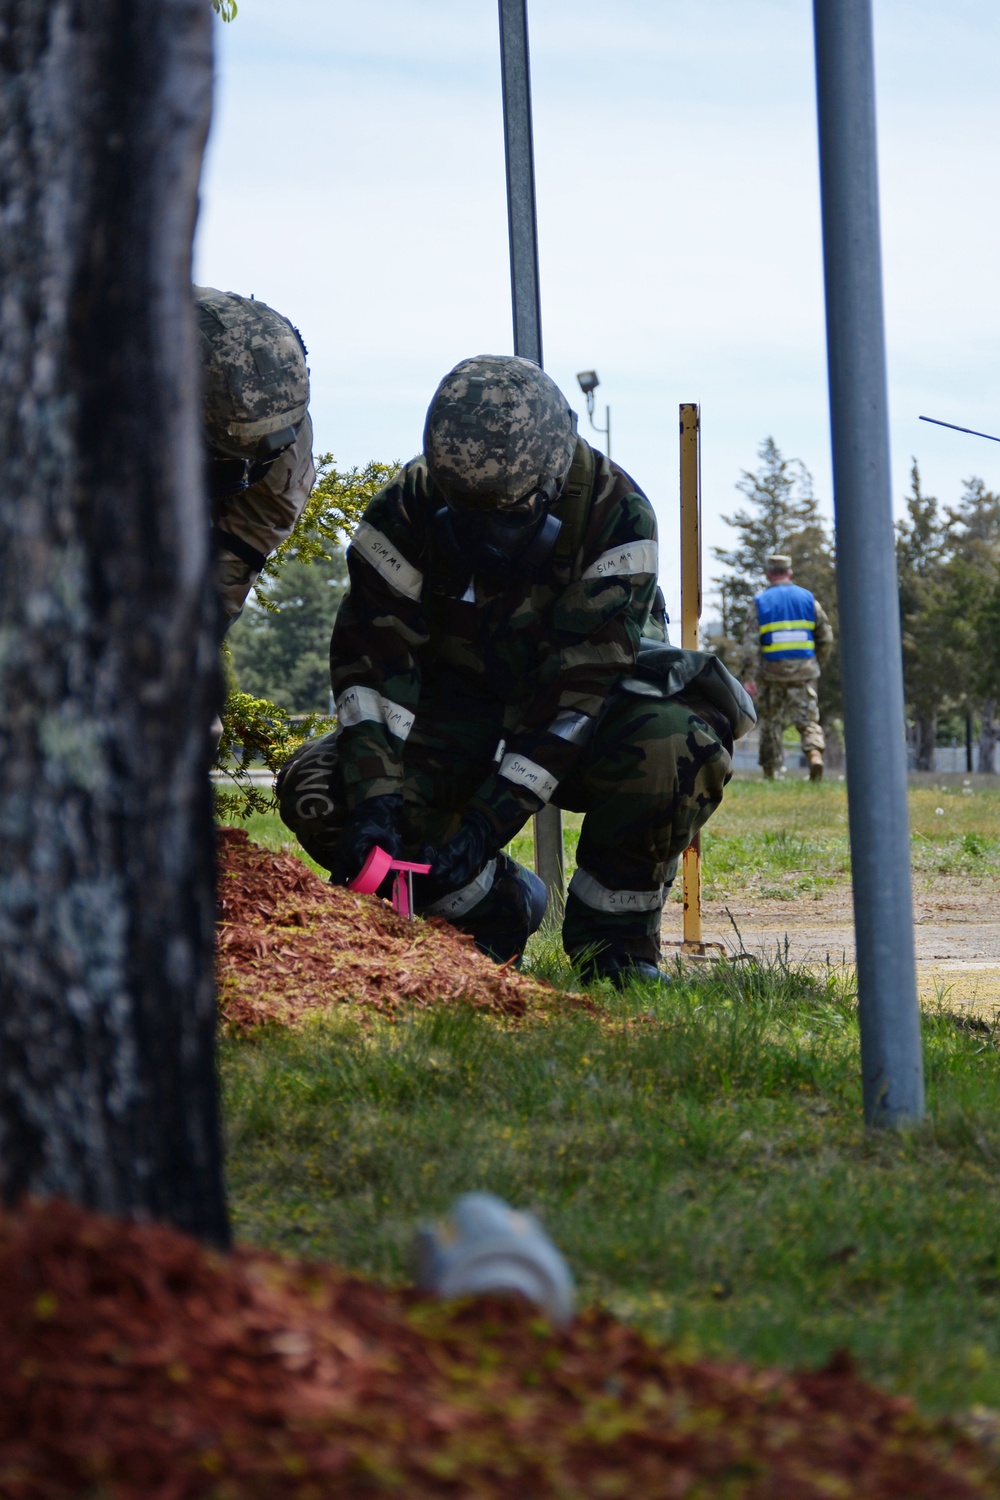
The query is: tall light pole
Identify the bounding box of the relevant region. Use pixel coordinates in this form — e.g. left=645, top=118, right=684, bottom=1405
left=813, top=0, right=924, bottom=1125
left=575, top=369, right=611, bottom=458
left=498, top=0, right=564, bottom=908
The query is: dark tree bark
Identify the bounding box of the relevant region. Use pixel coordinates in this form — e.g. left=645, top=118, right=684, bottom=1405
left=979, top=699, right=997, bottom=775
left=0, top=1, right=227, bottom=1243
left=912, top=713, right=936, bottom=773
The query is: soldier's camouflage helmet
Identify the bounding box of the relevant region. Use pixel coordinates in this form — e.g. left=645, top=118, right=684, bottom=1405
left=194, top=286, right=309, bottom=460
left=423, top=355, right=578, bottom=511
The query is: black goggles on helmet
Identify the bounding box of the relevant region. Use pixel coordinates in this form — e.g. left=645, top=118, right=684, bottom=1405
left=205, top=423, right=300, bottom=500
left=440, top=472, right=564, bottom=518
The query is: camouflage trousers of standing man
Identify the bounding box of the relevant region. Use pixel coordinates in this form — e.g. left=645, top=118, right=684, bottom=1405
left=277, top=686, right=733, bottom=971
left=756, top=679, right=825, bottom=775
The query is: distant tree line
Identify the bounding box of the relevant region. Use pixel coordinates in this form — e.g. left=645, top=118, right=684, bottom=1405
left=226, top=546, right=346, bottom=715
left=895, top=462, right=1000, bottom=771
left=710, top=439, right=1000, bottom=772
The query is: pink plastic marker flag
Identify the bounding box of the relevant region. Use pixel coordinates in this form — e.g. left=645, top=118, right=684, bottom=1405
left=349, top=845, right=432, bottom=920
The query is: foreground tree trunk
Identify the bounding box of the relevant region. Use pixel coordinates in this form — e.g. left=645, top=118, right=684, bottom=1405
left=0, top=1, right=227, bottom=1243
left=979, top=699, right=998, bottom=775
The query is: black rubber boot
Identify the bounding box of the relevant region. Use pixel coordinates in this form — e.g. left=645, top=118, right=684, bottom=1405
left=460, top=857, right=548, bottom=967
left=573, top=946, right=673, bottom=991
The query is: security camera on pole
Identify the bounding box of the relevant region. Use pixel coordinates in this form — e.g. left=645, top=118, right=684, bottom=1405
left=575, top=370, right=611, bottom=459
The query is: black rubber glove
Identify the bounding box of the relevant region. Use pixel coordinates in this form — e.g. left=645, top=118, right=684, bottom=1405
left=327, top=793, right=405, bottom=887
left=421, top=809, right=498, bottom=901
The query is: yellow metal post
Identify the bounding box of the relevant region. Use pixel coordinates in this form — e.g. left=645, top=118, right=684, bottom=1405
left=679, top=403, right=702, bottom=947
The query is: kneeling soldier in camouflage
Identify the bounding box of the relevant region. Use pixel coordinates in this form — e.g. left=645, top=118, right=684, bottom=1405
left=279, top=356, right=746, bottom=986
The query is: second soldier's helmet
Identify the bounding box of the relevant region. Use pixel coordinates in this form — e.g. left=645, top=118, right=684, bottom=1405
left=194, top=285, right=309, bottom=462
left=423, top=355, right=577, bottom=511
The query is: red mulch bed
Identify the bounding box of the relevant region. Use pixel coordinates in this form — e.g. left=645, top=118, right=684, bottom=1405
left=216, top=827, right=571, bottom=1032
left=2, top=1198, right=997, bottom=1499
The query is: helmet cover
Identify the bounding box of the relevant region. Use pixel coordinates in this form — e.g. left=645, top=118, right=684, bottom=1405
left=194, top=285, right=309, bottom=458
left=423, top=355, right=578, bottom=511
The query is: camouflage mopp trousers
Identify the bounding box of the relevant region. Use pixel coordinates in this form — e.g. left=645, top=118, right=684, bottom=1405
left=278, top=689, right=732, bottom=970
left=756, top=679, right=824, bottom=774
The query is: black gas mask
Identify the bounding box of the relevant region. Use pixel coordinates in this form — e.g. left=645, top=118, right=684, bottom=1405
left=435, top=479, right=563, bottom=589
left=205, top=423, right=300, bottom=501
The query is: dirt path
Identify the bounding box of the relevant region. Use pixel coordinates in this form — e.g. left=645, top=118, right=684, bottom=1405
left=662, top=878, right=1000, bottom=1012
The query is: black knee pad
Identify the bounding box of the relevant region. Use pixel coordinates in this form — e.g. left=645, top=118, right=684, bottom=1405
left=275, top=733, right=347, bottom=869
left=460, top=856, right=548, bottom=966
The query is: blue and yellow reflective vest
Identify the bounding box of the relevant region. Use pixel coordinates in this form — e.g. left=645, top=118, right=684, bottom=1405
left=755, top=582, right=817, bottom=662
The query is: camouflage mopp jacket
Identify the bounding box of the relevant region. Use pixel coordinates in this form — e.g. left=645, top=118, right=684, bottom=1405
left=329, top=438, right=660, bottom=836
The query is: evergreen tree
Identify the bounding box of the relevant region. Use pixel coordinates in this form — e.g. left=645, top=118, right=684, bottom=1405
left=227, top=549, right=347, bottom=711
left=977, top=575, right=1000, bottom=708
left=214, top=456, right=394, bottom=818
left=895, top=462, right=952, bottom=770
left=942, top=477, right=1000, bottom=772
left=225, top=452, right=393, bottom=713
left=974, top=576, right=1000, bottom=772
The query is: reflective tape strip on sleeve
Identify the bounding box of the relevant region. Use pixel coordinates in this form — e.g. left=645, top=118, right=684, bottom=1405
left=335, top=684, right=383, bottom=728
left=381, top=699, right=416, bottom=740
left=499, top=753, right=558, bottom=803
left=569, top=867, right=664, bottom=914
left=424, top=859, right=498, bottom=919
left=581, top=539, right=657, bottom=581
left=350, top=522, right=424, bottom=600
left=549, top=709, right=594, bottom=744
left=335, top=685, right=415, bottom=742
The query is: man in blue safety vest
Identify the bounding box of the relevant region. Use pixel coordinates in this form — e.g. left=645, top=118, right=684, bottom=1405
left=739, top=554, right=833, bottom=781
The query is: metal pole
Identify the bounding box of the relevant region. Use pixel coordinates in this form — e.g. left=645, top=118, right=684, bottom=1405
left=498, top=0, right=564, bottom=906
left=679, top=404, right=703, bottom=946
left=499, top=0, right=543, bottom=364
left=813, top=0, right=924, bottom=1124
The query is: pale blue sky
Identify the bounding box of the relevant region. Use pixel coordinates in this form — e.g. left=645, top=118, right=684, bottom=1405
left=195, top=1, right=1000, bottom=620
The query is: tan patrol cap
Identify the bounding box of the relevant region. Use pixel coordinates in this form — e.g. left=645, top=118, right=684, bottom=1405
left=765, top=554, right=793, bottom=573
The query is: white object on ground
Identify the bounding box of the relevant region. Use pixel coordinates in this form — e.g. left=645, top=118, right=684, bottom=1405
left=414, top=1191, right=575, bottom=1327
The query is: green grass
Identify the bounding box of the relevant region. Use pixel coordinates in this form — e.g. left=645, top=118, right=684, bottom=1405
left=219, top=784, right=1000, bottom=1416
left=220, top=950, right=1000, bottom=1418
left=700, top=780, right=1000, bottom=897
left=226, top=776, right=1000, bottom=903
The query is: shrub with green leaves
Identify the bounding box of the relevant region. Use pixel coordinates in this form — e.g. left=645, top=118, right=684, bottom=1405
left=214, top=455, right=394, bottom=818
